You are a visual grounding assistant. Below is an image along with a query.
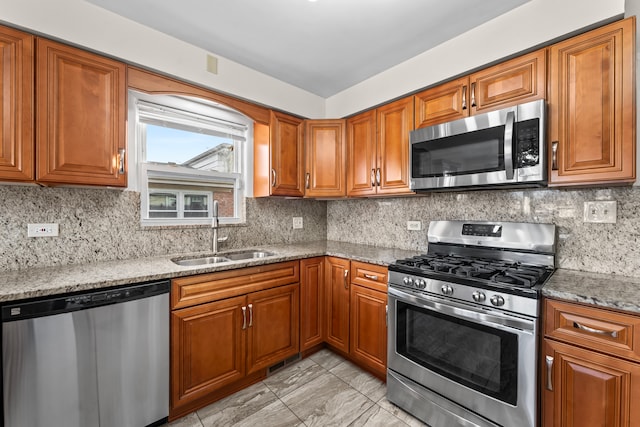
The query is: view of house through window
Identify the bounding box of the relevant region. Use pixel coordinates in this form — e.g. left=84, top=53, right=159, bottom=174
left=130, top=92, right=251, bottom=225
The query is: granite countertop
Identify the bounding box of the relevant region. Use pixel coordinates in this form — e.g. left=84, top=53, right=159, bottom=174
left=542, top=269, right=640, bottom=315
left=0, top=241, right=420, bottom=302
left=4, top=240, right=640, bottom=316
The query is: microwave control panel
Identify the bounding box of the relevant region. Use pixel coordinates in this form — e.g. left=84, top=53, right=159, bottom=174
left=515, top=119, right=540, bottom=168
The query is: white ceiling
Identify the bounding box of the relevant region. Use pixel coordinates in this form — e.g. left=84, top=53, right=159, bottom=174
left=86, top=0, right=529, bottom=98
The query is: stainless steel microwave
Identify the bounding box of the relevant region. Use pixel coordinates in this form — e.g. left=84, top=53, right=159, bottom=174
left=409, top=99, right=546, bottom=191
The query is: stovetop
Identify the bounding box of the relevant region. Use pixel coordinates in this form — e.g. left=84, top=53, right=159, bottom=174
left=390, top=253, right=554, bottom=290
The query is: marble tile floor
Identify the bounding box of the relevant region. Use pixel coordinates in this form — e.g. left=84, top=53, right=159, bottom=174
left=164, top=349, right=427, bottom=427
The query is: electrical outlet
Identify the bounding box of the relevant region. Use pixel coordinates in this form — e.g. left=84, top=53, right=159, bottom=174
left=583, top=201, right=617, bottom=223
left=292, top=217, right=303, bottom=229
left=28, top=223, right=59, bottom=237
left=407, top=220, right=422, bottom=231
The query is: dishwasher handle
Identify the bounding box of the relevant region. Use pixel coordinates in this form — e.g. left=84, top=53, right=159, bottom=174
left=1, top=280, right=170, bottom=322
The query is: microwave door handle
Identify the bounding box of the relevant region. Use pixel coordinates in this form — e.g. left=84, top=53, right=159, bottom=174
left=504, top=111, right=515, bottom=180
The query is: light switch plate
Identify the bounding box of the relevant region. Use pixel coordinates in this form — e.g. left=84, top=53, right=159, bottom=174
left=292, top=217, right=303, bottom=229
left=583, top=201, right=617, bottom=223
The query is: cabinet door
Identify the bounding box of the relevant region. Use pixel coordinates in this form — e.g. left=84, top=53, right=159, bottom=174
left=0, top=25, right=34, bottom=182
left=469, top=49, right=546, bottom=115
left=269, top=111, right=304, bottom=197
left=325, top=257, right=351, bottom=353
left=170, top=295, right=246, bottom=415
left=305, top=119, right=346, bottom=197
left=376, top=97, right=414, bottom=195
left=346, top=110, right=377, bottom=197
left=542, top=339, right=640, bottom=427
left=36, top=38, right=126, bottom=186
left=300, top=257, right=325, bottom=351
left=414, top=76, right=469, bottom=129
left=548, top=18, right=636, bottom=186
left=246, top=283, right=299, bottom=374
left=349, top=284, right=387, bottom=378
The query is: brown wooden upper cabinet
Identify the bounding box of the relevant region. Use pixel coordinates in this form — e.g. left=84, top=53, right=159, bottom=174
left=36, top=38, right=127, bottom=186
left=304, top=119, right=346, bottom=197
left=548, top=17, right=636, bottom=187
left=0, top=25, right=34, bottom=182
left=414, top=49, right=546, bottom=129
left=254, top=111, right=305, bottom=197
left=347, top=97, right=414, bottom=196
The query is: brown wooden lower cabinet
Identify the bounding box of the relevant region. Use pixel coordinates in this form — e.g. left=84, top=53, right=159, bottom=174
left=300, top=257, right=325, bottom=351
left=349, top=284, right=387, bottom=378
left=325, top=257, right=351, bottom=353
left=170, top=262, right=300, bottom=420
left=246, top=283, right=299, bottom=374
left=170, top=295, right=246, bottom=415
left=542, top=338, right=640, bottom=427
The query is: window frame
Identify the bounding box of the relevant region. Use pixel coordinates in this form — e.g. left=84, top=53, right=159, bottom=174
left=128, top=90, right=253, bottom=227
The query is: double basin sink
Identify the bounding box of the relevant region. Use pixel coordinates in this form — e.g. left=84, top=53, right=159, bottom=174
left=172, top=250, right=276, bottom=267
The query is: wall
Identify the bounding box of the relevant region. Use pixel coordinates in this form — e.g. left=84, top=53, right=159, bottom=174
left=327, top=187, right=640, bottom=277
left=0, top=0, right=325, bottom=119
left=326, top=0, right=625, bottom=117
left=0, top=187, right=326, bottom=271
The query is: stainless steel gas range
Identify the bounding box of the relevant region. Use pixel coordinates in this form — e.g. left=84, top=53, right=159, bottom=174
left=387, top=220, right=556, bottom=427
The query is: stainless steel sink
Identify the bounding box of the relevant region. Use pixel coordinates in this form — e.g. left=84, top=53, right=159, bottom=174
left=171, top=250, right=275, bottom=266
left=172, top=256, right=231, bottom=266
left=225, top=251, right=275, bottom=260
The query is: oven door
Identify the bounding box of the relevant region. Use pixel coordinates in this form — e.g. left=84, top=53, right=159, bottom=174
left=387, top=286, right=538, bottom=427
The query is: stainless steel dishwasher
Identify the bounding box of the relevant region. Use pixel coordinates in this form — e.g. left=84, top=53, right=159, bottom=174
left=1, top=280, right=169, bottom=427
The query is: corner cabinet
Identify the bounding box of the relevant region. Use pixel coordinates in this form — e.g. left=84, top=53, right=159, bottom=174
left=0, top=25, right=34, bottom=182
left=36, top=38, right=127, bottom=186
left=325, top=257, right=351, bottom=353
left=548, top=17, right=636, bottom=186
left=542, top=298, right=640, bottom=426
left=347, top=97, right=414, bottom=197
left=300, top=257, right=326, bottom=351
left=414, top=49, right=546, bottom=129
left=170, top=262, right=300, bottom=420
left=304, top=120, right=346, bottom=198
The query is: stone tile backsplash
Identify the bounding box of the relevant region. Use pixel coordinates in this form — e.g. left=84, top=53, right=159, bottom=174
left=327, top=187, right=640, bottom=277
left=2, top=185, right=639, bottom=277
left=0, top=186, right=326, bottom=271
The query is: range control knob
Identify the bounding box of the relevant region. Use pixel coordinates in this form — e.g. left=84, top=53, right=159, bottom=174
left=472, top=291, right=486, bottom=302
left=440, top=285, right=454, bottom=296
left=414, top=279, right=426, bottom=289
left=490, top=295, right=505, bottom=307
left=403, top=277, right=413, bottom=286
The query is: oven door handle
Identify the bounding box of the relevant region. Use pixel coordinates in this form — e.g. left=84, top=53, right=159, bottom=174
left=504, top=110, right=515, bottom=180
left=389, top=286, right=535, bottom=333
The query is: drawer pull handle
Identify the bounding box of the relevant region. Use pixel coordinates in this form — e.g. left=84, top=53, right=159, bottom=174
left=545, top=355, right=554, bottom=391
left=470, top=82, right=476, bottom=108
left=551, top=141, right=558, bottom=170
left=371, top=169, right=376, bottom=187
left=248, top=304, right=253, bottom=327
left=573, top=321, right=618, bottom=338
left=462, top=86, right=467, bottom=110
left=344, top=269, right=349, bottom=289
left=271, top=169, right=277, bottom=187
left=364, top=274, right=378, bottom=281
left=241, top=306, right=247, bottom=330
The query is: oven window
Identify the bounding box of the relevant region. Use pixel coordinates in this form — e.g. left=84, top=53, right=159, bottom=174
left=396, top=301, right=518, bottom=405
left=412, top=126, right=505, bottom=178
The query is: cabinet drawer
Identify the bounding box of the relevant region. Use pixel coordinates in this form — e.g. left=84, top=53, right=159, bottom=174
left=350, top=261, right=387, bottom=293
left=544, top=299, right=640, bottom=362
left=171, top=261, right=299, bottom=310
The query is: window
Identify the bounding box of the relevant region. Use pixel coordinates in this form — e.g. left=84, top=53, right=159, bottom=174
left=129, top=91, right=253, bottom=226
